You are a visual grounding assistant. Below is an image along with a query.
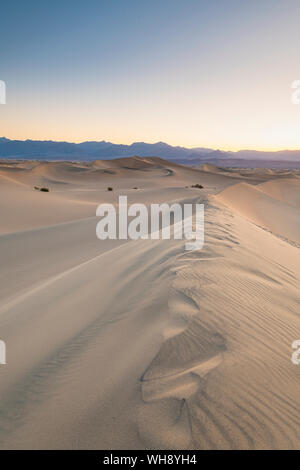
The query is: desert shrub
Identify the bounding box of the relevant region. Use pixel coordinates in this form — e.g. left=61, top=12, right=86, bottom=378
left=107, top=187, right=113, bottom=191
left=191, top=184, right=203, bottom=189
left=40, top=187, right=49, bottom=192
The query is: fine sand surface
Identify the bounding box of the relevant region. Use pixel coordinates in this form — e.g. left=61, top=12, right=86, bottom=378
left=0, top=158, right=299, bottom=449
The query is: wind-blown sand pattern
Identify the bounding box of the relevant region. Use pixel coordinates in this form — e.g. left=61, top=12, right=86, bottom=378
left=0, top=158, right=299, bottom=449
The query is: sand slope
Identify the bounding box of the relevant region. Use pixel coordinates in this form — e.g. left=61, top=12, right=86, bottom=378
left=0, top=159, right=299, bottom=449
left=215, top=181, right=300, bottom=245
left=258, top=177, right=300, bottom=208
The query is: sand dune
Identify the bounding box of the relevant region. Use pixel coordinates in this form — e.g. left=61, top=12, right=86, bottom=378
left=0, top=157, right=239, bottom=234
left=215, top=181, right=300, bottom=245
left=258, top=178, right=300, bottom=208
left=0, top=158, right=299, bottom=449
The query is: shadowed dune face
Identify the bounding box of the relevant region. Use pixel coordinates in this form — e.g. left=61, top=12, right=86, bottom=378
left=0, top=158, right=299, bottom=450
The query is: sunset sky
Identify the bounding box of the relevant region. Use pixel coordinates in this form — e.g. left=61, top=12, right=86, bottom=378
left=1, top=0, right=300, bottom=150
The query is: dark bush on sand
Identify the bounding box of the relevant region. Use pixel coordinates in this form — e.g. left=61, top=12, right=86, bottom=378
left=34, top=186, right=49, bottom=192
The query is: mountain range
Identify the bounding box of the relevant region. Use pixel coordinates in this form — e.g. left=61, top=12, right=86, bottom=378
left=1, top=137, right=300, bottom=168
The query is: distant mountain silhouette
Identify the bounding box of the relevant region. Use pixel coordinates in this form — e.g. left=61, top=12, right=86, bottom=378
left=0, top=138, right=300, bottom=167
left=0, top=138, right=213, bottom=160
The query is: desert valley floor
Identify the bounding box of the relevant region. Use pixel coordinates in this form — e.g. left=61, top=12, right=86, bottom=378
left=0, top=157, right=299, bottom=449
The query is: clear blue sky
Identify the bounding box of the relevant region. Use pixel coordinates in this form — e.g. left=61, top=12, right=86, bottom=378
left=1, top=0, right=300, bottom=149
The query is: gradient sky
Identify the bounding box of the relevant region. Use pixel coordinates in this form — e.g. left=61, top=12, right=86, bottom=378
left=1, top=0, right=300, bottom=150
